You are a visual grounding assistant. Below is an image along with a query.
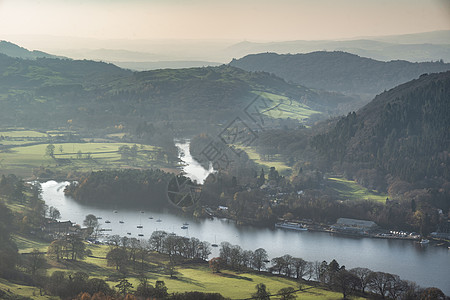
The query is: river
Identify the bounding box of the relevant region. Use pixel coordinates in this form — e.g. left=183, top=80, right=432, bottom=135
left=41, top=141, right=450, bottom=294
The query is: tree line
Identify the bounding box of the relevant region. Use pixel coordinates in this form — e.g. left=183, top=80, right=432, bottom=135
left=64, top=169, right=173, bottom=206
left=214, top=241, right=447, bottom=300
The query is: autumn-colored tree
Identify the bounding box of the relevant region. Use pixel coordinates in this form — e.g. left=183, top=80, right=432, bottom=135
left=209, top=257, right=222, bottom=273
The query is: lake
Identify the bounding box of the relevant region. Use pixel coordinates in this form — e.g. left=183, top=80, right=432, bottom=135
left=41, top=140, right=450, bottom=294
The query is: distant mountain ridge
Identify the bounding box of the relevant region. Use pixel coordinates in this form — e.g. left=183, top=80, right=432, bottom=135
left=225, top=32, right=450, bottom=63
left=230, top=51, right=450, bottom=95
left=0, top=40, right=65, bottom=60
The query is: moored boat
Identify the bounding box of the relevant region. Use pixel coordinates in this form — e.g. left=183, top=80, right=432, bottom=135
left=275, top=222, right=308, bottom=231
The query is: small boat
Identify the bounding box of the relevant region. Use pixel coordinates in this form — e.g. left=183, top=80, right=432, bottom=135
left=138, top=233, right=144, bottom=237
left=211, top=235, right=218, bottom=247
left=140, top=211, right=144, bottom=213
left=127, top=232, right=131, bottom=235
left=119, top=221, right=124, bottom=224
left=419, top=239, right=430, bottom=244
left=275, top=222, right=307, bottom=231
left=96, top=217, right=102, bottom=220
left=156, top=219, right=162, bottom=222
left=148, top=216, right=153, bottom=219
left=137, top=225, right=143, bottom=229
left=181, top=225, right=188, bottom=229
left=105, top=220, right=111, bottom=224
left=113, top=210, right=118, bottom=213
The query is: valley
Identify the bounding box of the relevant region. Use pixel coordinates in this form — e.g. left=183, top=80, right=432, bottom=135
left=0, top=26, right=449, bottom=299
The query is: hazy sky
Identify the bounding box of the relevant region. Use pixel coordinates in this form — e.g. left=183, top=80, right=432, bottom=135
left=0, top=0, right=449, bottom=41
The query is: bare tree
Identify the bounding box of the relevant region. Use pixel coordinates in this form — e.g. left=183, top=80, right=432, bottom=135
left=349, top=267, right=372, bottom=293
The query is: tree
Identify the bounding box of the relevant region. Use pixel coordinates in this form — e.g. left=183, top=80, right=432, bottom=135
left=349, top=267, right=371, bottom=293
left=150, top=230, right=167, bottom=252
left=46, top=271, right=68, bottom=297
left=64, top=235, right=90, bottom=261
left=118, top=145, right=131, bottom=160
left=333, top=269, right=359, bottom=299
left=278, top=287, right=297, bottom=300
left=106, top=247, right=128, bottom=272
left=116, top=278, right=133, bottom=297
left=25, top=248, right=47, bottom=278
left=83, top=214, right=98, bottom=228
left=0, top=202, right=19, bottom=277
left=83, top=214, right=100, bottom=238
left=268, top=167, right=280, bottom=183
left=257, top=168, right=265, bottom=186
left=166, top=257, right=177, bottom=278
left=13, top=179, right=26, bottom=204
left=292, top=257, right=308, bottom=280
left=420, top=287, right=446, bottom=300
left=86, top=278, right=112, bottom=296
left=252, top=283, right=270, bottom=300
left=47, top=239, right=66, bottom=262
left=326, top=259, right=341, bottom=286
left=130, top=144, right=139, bottom=160
left=154, top=280, right=168, bottom=298
left=48, top=206, right=61, bottom=220
left=252, top=248, right=268, bottom=272
left=136, top=275, right=154, bottom=298
left=367, top=271, right=395, bottom=299
left=45, top=144, right=55, bottom=158
left=209, top=257, right=222, bottom=273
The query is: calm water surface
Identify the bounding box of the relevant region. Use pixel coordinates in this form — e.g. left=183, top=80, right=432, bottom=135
left=41, top=141, right=450, bottom=294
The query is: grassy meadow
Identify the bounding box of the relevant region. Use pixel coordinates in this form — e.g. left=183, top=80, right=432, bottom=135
left=327, top=177, right=387, bottom=203
left=5, top=235, right=362, bottom=300
left=256, top=92, right=320, bottom=122
left=0, top=129, right=175, bottom=178
left=234, top=145, right=292, bottom=178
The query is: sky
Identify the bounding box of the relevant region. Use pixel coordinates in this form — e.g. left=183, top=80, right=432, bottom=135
left=0, top=0, right=450, bottom=41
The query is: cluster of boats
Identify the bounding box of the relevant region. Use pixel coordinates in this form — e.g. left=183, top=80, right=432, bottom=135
left=96, top=209, right=193, bottom=238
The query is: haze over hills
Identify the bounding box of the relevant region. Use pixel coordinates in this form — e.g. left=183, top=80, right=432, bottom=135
left=224, top=31, right=450, bottom=63
left=0, top=40, right=64, bottom=60
left=230, top=51, right=450, bottom=96
left=3, top=30, right=450, bottom=65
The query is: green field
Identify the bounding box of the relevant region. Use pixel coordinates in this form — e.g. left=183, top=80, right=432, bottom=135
left=236, top=145, right=292, bottom=177
left=3, top=235, right=363, bottom=299
left=0, top=130, right=48, bottom=138
left=0, top=134, right=174, bottom=178
left=256, top=92, right=320, bottom=122
left=327, top=177, right=387, bottom=203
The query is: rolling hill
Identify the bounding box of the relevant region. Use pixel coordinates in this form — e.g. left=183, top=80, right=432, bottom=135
left=0, top=40, right=64, bottom=60
left=311, top=71, right=450, bottom=208
left=0, top=52, right=358, bottom=135
left=230, top=51, right=450, bottom=96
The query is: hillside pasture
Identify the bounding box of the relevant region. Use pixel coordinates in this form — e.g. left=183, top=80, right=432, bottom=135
left=327, top=177, right=387, bottom=203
